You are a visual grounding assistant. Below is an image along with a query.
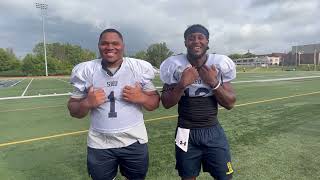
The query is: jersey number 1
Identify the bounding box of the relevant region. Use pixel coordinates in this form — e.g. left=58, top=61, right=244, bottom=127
left=108, top=91, right=117, bottom=118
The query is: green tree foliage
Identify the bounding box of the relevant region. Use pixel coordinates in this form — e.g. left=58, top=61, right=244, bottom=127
left=145, top=42, right=173, bottom=67
left=0, top=48, right=21, bottom=72
left=228, top=53, right=243, bottom=60
left=132, top=50, right=147, bottom=60
left=22, top=54, right=45, bottom=76
left=243, top=52, right=256, bottom=58
left=30, top=42, right=96, bottom=75
left=228, top=52, right=256, bottom=59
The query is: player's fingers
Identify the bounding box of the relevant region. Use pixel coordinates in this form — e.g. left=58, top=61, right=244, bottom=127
left=95, top=89, right=105, bottom=94
left=184, top=66, right=193, bottom=72
left=198, top=67, right=204, bottom=73
left=124, top=85, right=133, bottom=90
left=194, top=70, right=199, bottom=76
left=211, top=64, right=217, bottom=71
left=135, top=82, right=142, bottom=88
left=123, top=88, right=132, bottom=94
left=202, top=64, right=209, bottom=71
left=88, top=86, right=94, bottom=94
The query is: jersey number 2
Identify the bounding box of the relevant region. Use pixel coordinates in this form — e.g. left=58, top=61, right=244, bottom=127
left=108, top=91, right=117, bottom=118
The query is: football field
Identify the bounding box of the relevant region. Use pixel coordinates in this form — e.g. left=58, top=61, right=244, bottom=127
left=0, top=71, right=320, bottom=180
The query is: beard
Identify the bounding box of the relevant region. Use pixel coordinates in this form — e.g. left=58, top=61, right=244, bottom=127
left=187, top=47, right=208, bottom=60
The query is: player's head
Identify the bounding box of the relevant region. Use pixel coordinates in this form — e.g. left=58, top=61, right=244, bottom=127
left=184, top=24, right=209, bottom=59
left=98, top=28, right=124, bottom=67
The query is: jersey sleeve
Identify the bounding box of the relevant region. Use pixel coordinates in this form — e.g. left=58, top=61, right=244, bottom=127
left=128, top=58, right=157, bottom=91
left=160, top=57, right=181, bottom=85
left=70, top=62, right=93, bottom=98
left=140, top=60, right=157, bottom=91
left=219, top=55, right=236, bottom=82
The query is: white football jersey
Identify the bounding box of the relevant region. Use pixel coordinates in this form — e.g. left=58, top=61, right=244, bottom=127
left=70, top=57, right=156, bottom=133
left=160, top=54, right=236, bottom=97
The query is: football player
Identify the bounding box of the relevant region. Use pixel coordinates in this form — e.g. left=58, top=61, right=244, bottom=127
left=68, top=28, right=160, bottom=180
left=160, top=24, right=236, bottom=180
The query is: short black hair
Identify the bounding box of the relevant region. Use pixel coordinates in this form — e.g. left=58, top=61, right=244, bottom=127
left=99, top=28, right=123, bottom=42
left=184, top=24, right=209, bottom=40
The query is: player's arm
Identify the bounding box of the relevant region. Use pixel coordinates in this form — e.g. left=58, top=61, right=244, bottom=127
left=198, top=65, right=236, bottom=110
left=141, top=90, right=160, bottom=111
left=212, top=82, right=236, bottom=110
left=68, top=86, right=106, bottom=118
left=123, top=83, right=160, bottom=111
left=68, top=97, right=91, bottom=118
left=161, top=83, right=185, bottom=109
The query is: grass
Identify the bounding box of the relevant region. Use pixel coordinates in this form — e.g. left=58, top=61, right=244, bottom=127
left=0, top=72, right=320, bottom=179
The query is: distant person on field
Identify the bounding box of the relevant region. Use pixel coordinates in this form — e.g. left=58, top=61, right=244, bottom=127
left=67, top=28, right=160, bottom=180
left=160, top=24, right=236, bottom=180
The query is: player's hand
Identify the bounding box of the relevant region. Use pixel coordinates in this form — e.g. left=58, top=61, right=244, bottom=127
left=178, top=66, right=199, bottom=88
left=85, top=86, right=106, bottom=108
left=122, top=83, right=145, bottom=104
left=198, top=65, right=219, bottom=88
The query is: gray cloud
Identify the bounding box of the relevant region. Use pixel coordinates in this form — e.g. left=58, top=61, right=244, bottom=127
left=0, top=0, right=319, bottom=58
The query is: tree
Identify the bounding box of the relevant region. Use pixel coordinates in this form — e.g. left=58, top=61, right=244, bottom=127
left=228, top=53, right=243, bottom=60
left=22, top=54, right=45, bottom=76
left=146, top=42, right=173, bottom=67
left=31, top=42, right=96, bottom=75
left=0, top=48, right=21, bottom=71
left=243, top=52, right=256, bottom=58
left=33, top=42, right=96, bottom=66
left=131, top=50, right=147, bottom=60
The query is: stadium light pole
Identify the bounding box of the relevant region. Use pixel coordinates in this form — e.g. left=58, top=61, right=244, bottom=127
left=295, top=46, right=297, bottom=67
left=35, top=2, right=48, bottom=76
left=314, top=49, right=317, bottom=71
left=298, top=51, right=303, bottom=66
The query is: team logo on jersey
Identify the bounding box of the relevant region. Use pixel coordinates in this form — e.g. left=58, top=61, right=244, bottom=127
left=106, top=81, right=118, bottom=87
left=193, top=79, right=202, bottom=84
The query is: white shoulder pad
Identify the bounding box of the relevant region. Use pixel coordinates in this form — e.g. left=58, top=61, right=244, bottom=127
left=70, top=60, right=97, bottom=92
left=215, top=54, right=236, bottom=82
left=160, top=56, right=182, bottom=85
left=125, top=57, right=155, bottom=86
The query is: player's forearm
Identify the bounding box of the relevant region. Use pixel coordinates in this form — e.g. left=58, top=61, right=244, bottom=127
left=141, top=93, right=160, bottom=111
left=214, top=85, right=236, bottom=110
left=68, top=98, right=90, bottom=118
left=161, top=83, right=185, bottom=109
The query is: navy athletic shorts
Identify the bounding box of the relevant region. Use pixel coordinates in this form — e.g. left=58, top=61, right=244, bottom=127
left=175, top=123, right=233, bottom=179
left=87, top=141, right=148, bottom=180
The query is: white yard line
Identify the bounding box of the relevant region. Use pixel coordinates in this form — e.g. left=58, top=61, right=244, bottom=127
left=10, top=79, right=24, bottom=87
left=1, top=75, right=319, bottom=100
left=0, top=92, right=71, bottom=101
left=233, top=75, right=320, bottom=84
left=55, top=78, right=69, bottom=83
left=21, top=78, right=34, bottom=96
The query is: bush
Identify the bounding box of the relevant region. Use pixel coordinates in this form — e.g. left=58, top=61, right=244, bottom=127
left=0, top=70, right=26, bottom=77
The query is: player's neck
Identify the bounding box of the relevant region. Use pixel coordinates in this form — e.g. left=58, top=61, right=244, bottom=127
left=101, top=58, right=123, bottom=76
left=187, top=54, right=208, bottom=68
left=102, top=58, right=123, bottom=69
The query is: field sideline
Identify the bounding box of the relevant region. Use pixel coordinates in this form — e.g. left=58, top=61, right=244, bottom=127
left=0, top=71, right=319, bottom=180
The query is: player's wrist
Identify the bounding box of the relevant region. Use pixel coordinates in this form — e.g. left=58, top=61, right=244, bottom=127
left=176, top=82, right=187, bottom=90
left=210, top=81, right=221, bottom=90
left=82, top=98, right=93, bottom=109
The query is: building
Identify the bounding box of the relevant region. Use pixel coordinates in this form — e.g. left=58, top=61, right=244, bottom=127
left=291, top=43, right=320, bottom=65
left=233, top=53, right=286, bottom=67
left=232, top=56, right=269, bottom=67
left=257, top=53, right=286, bottom=65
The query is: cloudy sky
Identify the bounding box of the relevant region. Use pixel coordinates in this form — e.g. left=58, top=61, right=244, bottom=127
left=0, top=0, right=319, bottom=58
